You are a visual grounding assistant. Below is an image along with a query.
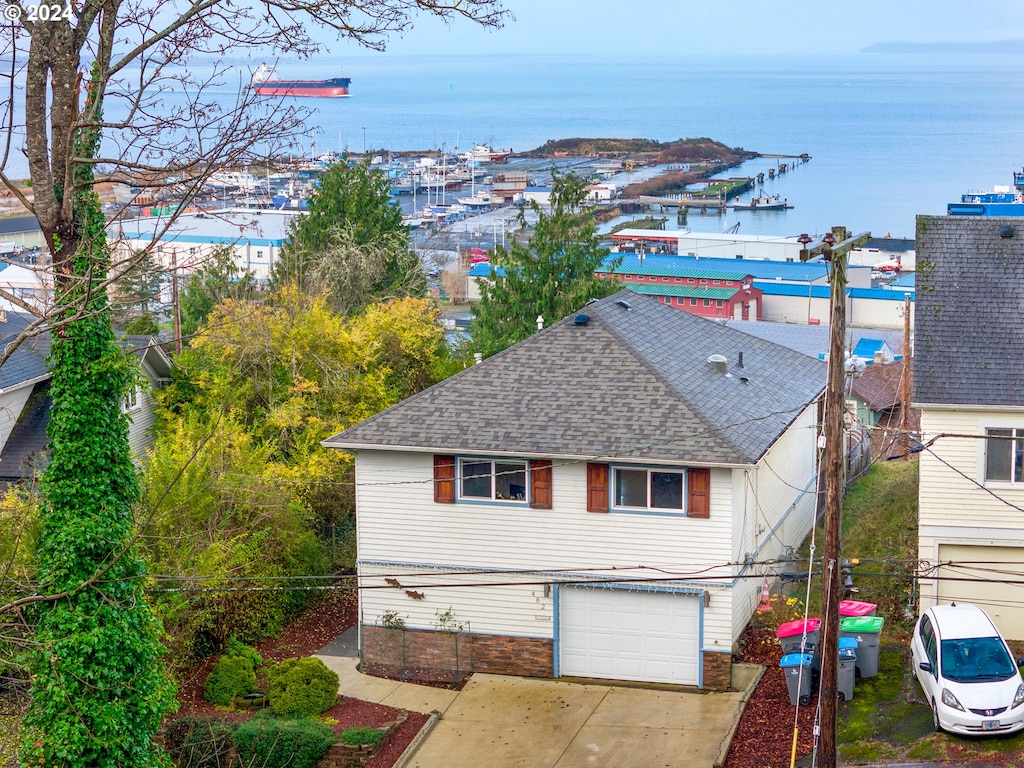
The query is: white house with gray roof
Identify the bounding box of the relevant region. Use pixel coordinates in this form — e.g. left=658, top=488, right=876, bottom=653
left=914, top=215, right=1024, bottom=641
left=323, top=290, right=826, bottom=690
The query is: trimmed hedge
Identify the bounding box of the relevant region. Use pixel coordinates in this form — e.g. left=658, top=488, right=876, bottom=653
left=233, top=714, right=335, bottom=768
left=164, top=716, right=237, bottom=768
left=225, top=636, right=263, bottom=669
left=340, top=726, right=387, bottom=746
left=267, top=657, right=339, bottom=717
left=204, top=654, right=256, bottom=706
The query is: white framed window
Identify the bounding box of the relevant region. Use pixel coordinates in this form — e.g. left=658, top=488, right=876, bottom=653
left=459, top=458, right=528, bottom=502
left=985, top=428, right=1024, bottom=483
left=121, top=386, right=141, bottom=412
left=613, top=467, right=684, bottom=512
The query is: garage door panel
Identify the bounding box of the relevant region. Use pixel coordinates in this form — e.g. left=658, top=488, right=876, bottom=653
left=937, top=544, right=1024, bottom=641
left=559, top=587, right=699, bottom=685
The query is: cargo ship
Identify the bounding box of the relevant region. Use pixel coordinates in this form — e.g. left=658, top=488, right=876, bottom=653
left=948, top=167, right=1024, bottom=216
left=251, top=63, right=351, bottom=98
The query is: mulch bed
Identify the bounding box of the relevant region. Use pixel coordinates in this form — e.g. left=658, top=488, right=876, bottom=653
left=724, top=625, right=817, bottom=768
left=170, top=587, right=429, bottom=766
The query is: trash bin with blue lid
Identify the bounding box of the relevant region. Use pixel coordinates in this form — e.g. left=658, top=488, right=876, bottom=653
left=780, top=652, right=814, bottom=706
left=838, top=636, right=859, bottom=654
left=839, top=599, right=877, bottom=617
left=838, top=647, right=857, bottom=701
left=839, top=615, right=884, bottom=678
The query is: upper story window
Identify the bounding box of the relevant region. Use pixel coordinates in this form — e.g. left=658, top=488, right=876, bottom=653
left=121, top=386, right=141, bottom=412
left=588, top=463, right=708, bottom=517
left=613, top=467, right=684, bottom=511
left=460, top=458, right=527, bottom=502
left=985, top=428, right=1024, bottom=482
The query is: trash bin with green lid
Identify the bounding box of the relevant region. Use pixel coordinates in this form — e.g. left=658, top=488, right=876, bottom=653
left=837, top=647, right=857, bottom=701
left=839, top=615, right=884, bottom=678
left=780, top=652, right=814, bottom=706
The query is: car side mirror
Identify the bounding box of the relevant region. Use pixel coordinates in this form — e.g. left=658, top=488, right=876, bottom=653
left=919, top=661, right=933, bottom=674
left=1017, top=658, right=1024, bottom=668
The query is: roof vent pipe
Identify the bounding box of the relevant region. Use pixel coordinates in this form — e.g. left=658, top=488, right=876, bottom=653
left=536, top=314, right=544, bottom=331
left=474, top=352, right=483, bottom=365
left=738, top=351, right=744, bottom=369
left=707, top=354, right=728, bottom=374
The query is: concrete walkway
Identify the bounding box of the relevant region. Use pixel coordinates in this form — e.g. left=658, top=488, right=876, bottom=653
left=316, top=641, right=761, bottom=768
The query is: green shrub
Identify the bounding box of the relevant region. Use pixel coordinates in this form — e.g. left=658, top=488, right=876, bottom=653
left=203, top=655, right=256, bottom=706
left=164, top=716, right=237, bottom=768
left=225, top=636, right=264, bottom=669
left=268, top=657, right=339, bottom=717
left=233, top=714, right=335, bottom=768
left=340, top=726, right=386, bottom=746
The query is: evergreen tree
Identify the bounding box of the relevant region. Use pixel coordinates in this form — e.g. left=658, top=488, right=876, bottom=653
left=472, top=170, right=621, bottom=356
left=272, top=160, right=425, bottom=313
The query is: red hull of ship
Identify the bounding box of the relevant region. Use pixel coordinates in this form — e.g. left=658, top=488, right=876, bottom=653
left=253, top=84, right=350, bottom=98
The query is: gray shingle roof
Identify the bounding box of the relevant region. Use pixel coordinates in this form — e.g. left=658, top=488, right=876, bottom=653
left=0, top=312, right=50, bottom=391
left=325, top=291, right=826, bottom=465
left=914, top=215, right=1024, bottom=406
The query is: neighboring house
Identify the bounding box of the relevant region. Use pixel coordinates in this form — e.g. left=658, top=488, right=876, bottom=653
left=323, top=290, right=826, bottom=690
left=0, top=314, right=172, bottom=483
left=914, top=215, right=1024, bottom=640
left=595, top=260, right=764, bottom=321
left=847, top=360, right=917, bottom=458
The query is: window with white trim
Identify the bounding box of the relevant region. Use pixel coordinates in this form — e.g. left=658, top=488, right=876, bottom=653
left=986, top=428, right=1024, bottom=482
left=613, top=467, right=684, bottom=511
left=460, top=458, right=528, bottom=502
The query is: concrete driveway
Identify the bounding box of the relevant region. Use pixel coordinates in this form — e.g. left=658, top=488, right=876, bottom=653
left=317, top=644, right=761, bottom=768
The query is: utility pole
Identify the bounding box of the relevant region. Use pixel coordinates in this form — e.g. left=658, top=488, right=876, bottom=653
left=900, top=292, right=912, bottom=456
left=800, top=229, right=870, bottom=768
left=171, top=249, right=181, bottom=355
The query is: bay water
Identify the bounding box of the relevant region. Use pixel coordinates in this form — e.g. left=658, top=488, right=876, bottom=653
left=9, top=52, right=1024, bottom=240
left=286, top=52, right=1024, bottom=240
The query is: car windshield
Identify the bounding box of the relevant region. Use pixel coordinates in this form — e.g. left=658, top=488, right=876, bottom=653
left=940, top=636, right=1018, bottom=682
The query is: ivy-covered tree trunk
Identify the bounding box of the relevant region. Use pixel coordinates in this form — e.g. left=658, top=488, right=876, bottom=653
left=21, top=75, right=176, bottom=768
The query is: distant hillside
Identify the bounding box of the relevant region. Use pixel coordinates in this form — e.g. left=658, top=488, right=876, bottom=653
left=520, top=137, right=756, bottom=164
left=862, top=39, right=1024, bottom=54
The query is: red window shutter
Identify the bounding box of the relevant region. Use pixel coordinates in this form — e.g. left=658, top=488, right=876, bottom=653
left=434, top=455, right=456, bottom=504
left=587, top=463, right=609, bottom=513
left=687, top=467, right=710, bottom=518
left=530, top=460, right=552, bottom=509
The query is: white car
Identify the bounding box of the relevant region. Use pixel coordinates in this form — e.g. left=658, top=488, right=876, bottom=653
left=911, top=603, right=1024, bottom=735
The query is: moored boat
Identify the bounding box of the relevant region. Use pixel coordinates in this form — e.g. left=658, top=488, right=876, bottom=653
left=948, top=168, right=1024, bottom=216
left=732, top=191, right=789, bottom=210
left=251, top=63, right=351, bottom=98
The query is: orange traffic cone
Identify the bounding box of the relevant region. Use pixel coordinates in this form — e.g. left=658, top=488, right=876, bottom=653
left=757, top=577, right=771, bottom=612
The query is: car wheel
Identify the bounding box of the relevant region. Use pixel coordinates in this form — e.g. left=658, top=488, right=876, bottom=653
left=932, top=699, right=943, bottom=733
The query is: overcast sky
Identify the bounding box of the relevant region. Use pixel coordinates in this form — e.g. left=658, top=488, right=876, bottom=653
left=326, top=0, right=1024, bottom=57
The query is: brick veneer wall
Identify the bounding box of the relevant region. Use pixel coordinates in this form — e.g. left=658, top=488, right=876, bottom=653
left=361, top=625, right=553, bottom=682
left=702, top=650, right=732, bottom=691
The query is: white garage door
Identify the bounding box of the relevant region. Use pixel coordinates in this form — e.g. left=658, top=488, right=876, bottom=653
left=559, top=587, right=700, bottom=685
left=937, top=544, right=1024, bottom=641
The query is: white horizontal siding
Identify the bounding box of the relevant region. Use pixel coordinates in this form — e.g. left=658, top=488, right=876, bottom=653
left=919, top=409, right=1024, bottom=530
left=0, top=386, right=32, bottom=449
left=354, top=451, right=740, bottom=647
left=730, top=405, right=819, bottom=642
left=358, top=563, right=553, bottom=638
left=918, top=408, right=1024, bottom=611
